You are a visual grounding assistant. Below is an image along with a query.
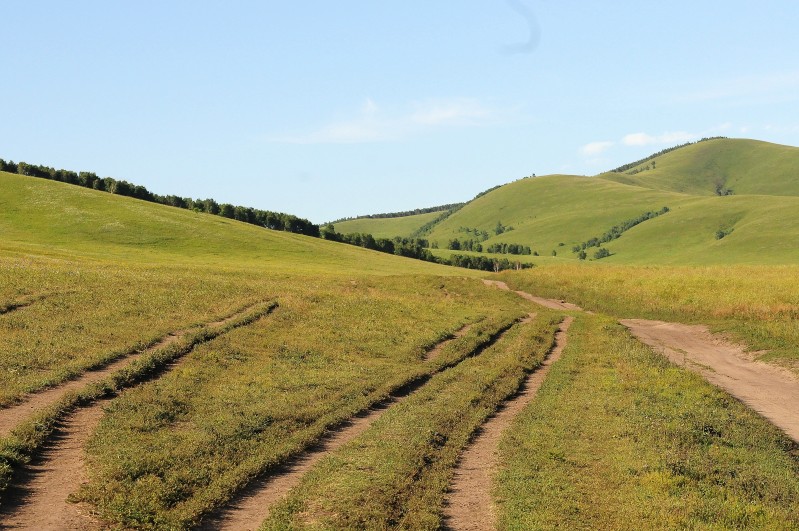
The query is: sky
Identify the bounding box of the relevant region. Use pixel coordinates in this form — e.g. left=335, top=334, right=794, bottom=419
left=3, top=1, right=799, bottom=223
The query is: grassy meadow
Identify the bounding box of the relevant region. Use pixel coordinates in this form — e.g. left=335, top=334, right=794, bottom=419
left=4, top=145, right=799, bottom=530
left=0, top=256, right=274, bottom=406
left=76, top=276, right=529, bottom=528
left=0, top=171, right=460, bottom=275
left=330, top=139, right=799, bottom=266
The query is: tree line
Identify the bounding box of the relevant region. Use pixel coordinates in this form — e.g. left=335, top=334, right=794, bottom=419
left=447, top=238, right=532, bottom=256
left=0, top=158, right=319, bottom=236
left=329, top=203, right=464, bottom=223
left=320, top=225, right=436, bottom=261
left=320, top=225, right=527, bottom=272
left=448, top=254, right=532, bottom=272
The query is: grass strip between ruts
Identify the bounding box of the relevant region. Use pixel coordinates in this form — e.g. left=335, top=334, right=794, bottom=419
left=261, top=310, right=561, bottom=530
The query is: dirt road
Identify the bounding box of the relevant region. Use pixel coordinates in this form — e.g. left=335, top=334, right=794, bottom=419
left=0, top=406, right=106, bottom=530
left=443, top=316, right=574, bottom=531
left=622, top=319, right=799, bottom=443
left=482, top=280, right=584, bottom=311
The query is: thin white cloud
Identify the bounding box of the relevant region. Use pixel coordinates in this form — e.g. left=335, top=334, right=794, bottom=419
left=580, top=140, right=614, bottom=156
left=409, top=99, right=493, bottom=126
left=622, top=131, right=698, bottom=146
left=269, top=98, right=501, bottom=144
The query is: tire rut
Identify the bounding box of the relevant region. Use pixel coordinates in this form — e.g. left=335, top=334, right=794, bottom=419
left=443, top=315, right=574, bottom=531
left=0, top=302, right=276, bottom=530
left=197, top=316, right=531, bottom=531
left=0, top=293, right=50, bottom=316
left=0, top=302, right=268, bottom=438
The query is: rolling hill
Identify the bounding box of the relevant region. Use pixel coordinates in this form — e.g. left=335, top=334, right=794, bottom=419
left=333, top=138, right=799, bottom=265
left=0, top=171, right=462, bottom=276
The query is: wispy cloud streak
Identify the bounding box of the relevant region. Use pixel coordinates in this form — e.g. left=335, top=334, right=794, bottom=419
left=269, top=98, right=504, bottom=144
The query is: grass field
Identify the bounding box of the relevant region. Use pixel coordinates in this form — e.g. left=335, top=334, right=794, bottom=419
left=602, top=138, right=799, bottom=197
left=263, top=311, right=560, bottom=529
left=4, top=152, right=799, bottom=530
left=0, top=256, right=272, bottom=406
left=76, top=277, right=529, bottom=528
left=0, top=171, right=462, bottom=275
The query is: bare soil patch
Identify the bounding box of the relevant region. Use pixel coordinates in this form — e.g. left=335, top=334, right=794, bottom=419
left=0, top=406, right=106, bottom=530
left=443, top=316, right=574, bottom=531
left=622, top=319, right=799, bottom=443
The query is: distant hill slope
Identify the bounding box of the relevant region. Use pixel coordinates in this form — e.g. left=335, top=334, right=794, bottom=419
left=426, top=175, right=687, bottom=257
left=335, top=138, right=799, bottom=265
left=0, top=171, right=461, bottom=276
left=333, top=211, right=440, bottom=239
left=602, top=138, right=799, bottom=196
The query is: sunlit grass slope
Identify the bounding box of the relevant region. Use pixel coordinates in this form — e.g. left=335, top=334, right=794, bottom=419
left=603, top=138, right=799, bottom=196
left=599, top=194, right=799, bottom=264
left=415, top=139, right=799, bottom=265
left=0, top=172, right=461, bottom=276
left=425, top=175, right=687, bottom=255
left=332, top=211, right=439, bottom=239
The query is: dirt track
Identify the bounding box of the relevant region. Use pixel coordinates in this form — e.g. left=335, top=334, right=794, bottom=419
left=622, top=319, right=799, bottom=443
left=0, top=303, right=274, bottom=530
left=423, top=324, right=473, bottom=362
left=0, top=303, right=267, bottom=438
left=200, top=318, right=530, bottom=530
left=483, top=279, right=799, bottom=444
left=443, top=316, right=573, bottom=531
left=199, top=399, right=398, bottom=531
left=0, top=406, right=106, bottom=530
left=482, top=280, right=584, bottom=312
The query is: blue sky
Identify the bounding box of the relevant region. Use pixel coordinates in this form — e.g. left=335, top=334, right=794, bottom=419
left=3, top=1, right=798, bottom=222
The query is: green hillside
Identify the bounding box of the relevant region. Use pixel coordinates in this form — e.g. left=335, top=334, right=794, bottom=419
left=0, top=171, right=460, bottom=276
left=602, top=138, right=799, bottom=196
left=411, top=138, right=799, bottom=265
left=332, top=211, right=440, bottom=239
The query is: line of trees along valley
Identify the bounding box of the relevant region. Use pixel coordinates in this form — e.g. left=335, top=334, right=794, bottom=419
left=320, top=225, right=528, bottom=272
left=0, top=158, right=319, bottom=236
